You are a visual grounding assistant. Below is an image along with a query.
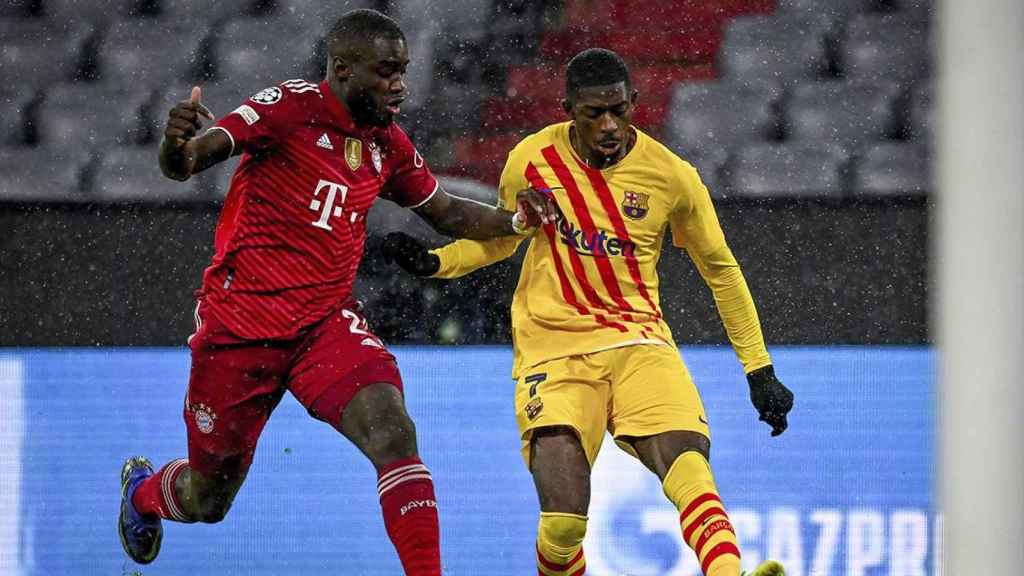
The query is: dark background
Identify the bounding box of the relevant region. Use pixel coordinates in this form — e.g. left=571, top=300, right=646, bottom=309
left=0, top=197, right=928, bottom=346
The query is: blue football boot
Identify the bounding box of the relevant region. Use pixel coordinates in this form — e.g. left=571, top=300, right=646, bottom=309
left=118, top=456, right=162, bottom=564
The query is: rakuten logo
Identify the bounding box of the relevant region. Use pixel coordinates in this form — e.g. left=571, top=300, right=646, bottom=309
left=556, top=217, right=636, bottom=258
left=400, top=499, right=437, bottom=516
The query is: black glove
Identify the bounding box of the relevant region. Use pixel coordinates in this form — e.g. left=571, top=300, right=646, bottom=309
left=382, top=232, right=440, bottom=277
left=747, top=365, right=794, bottom=437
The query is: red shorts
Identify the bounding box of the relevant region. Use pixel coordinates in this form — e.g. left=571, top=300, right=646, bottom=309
left=183, top=300, right=402, bottom=477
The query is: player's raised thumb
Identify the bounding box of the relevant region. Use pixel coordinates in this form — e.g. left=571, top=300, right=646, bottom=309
left=190, top=86, right=215, bottom=121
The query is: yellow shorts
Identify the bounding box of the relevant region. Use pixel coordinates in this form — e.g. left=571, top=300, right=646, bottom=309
left=513, top=343, right=710, bottom=468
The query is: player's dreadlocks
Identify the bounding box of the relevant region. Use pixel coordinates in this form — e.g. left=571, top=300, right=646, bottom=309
left=327, top=9, right=405, bottom=62
left=565, top=48, right=632, bottom=99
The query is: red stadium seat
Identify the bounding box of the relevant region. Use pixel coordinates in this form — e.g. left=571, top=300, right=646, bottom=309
left=607, top=0, right=775, bottom=30
left=451, top=132, right=526, bottom=183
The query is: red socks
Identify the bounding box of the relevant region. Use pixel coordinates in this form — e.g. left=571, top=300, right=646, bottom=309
left=377, top=457, right=442, bottom=575
left=131, top=458, right=195, bottom=523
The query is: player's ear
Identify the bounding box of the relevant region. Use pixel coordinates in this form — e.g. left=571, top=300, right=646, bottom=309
left=561, top=98, right=573, bottom=117
left=630, top=89, right=639, bottom=107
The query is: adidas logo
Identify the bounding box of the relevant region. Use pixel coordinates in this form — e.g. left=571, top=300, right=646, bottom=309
left=316, top=133, right=333, bottom=150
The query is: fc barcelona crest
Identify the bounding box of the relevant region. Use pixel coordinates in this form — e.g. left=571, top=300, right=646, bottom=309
left=344, top=138, right=362, bottom=171
left=622, top=190, right=649, bottom=220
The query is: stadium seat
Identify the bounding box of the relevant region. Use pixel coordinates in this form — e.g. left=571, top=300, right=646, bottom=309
left=0, top=18, right=94, bottom=85
left=34, top=84, right=154, bottom=149
left=0, top=0, right=43, bottom=17
left=392, top=0, right=493, bottom=43
left=276, top=0, right=374, bottom=27
left=0, top=147, right=92, bottom=201
left=839, top=14, right=931, bottom=83
left=784, top=81, right=902, bottom=149
left=95, top=18, right=210, bottom=87
left=0, top=87, right=37, bottom=146
left=775, top=0, right=876, bottom=17
left=155, top=0, right=275, bottom=22
left=907, top=82, right=932, bottom=142
left=726, top=142, right=849, bottom=197
left=851, top=142, right=930, bottom=195
left=718, top=14, right=835, bottom=83
left=607, top=0, right=775, bottom=31
left=211, top=16, right=322, bottom=87
left=665, top=80, right=782, bottom=158
left=43, top=0, right=153, bottom=22
left=92, top=146, right=202, bottom=201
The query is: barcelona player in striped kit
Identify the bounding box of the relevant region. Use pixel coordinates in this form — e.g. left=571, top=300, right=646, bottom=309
left=386, top=49, right=794, bottom=575
left=117, top=10, right=542, bottom=575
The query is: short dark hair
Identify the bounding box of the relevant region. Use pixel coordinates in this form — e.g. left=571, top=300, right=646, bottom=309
left=327, top=9, right=405, bottom=61
left=565, top=48, right=631, bottom=98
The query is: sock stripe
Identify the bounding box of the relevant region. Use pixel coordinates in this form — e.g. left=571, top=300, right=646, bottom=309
left=161, top=458, right=190, bottom=522
left=378, top=463, right=429, bottom=485
left=536, top=544, right=584, bottom=572
left=700, top=541, right=741, bottom=574
left=679, top=492, right=722, bottom=525
left=683, top=506, right=728, bottom=543
left=695, top=518, right=736, bottom=559
left=570, top=565, right=586, bottom=576
left=378, top=472, right=433, bottom=498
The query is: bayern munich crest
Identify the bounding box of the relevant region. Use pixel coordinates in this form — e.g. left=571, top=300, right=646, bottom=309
left=250, top=86, right=282, bottom=105
left=622, top=190, right=650, bottom=220
left=192, top=403, right=217, bottom=434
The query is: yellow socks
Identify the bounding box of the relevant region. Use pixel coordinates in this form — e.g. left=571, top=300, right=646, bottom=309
left=536, top=512, right=587, bottom=575
left=663, top=452, right=742, bottom=576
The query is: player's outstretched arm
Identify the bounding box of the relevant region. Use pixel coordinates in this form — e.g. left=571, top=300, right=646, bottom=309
left=412, top=185, right=555, bottom=240
left=158, top=86, right=232, bottom=181
left=382, top=231, right=524, bottom=279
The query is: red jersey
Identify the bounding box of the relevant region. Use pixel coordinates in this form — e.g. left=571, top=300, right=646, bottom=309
left=199, top=79, right=438, bottom=340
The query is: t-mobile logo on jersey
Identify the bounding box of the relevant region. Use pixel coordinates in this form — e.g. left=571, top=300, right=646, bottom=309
left=309, top=179, right=349, bottom=231
left=399, top=499, right=437, bottom=516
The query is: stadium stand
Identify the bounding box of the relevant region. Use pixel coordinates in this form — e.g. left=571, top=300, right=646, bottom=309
left=665, top=79, right=782, bottom=158
left=0, top=147, right=91, bottom=201
left=96, top=18, right=209, bottom=87
left=851, top=141, right=930, bottom=196
left=717, top=14, right=835, bottom=84
left=727, top=142, right=849, bottom=197
left=839, top=13, right=931, bottom=82
left=33, top=83, right=153, bottom=149
left=0, top=18, right=94, bottom=85
left=784, top=81, right=902, bottom=148
left=0, top=0, right=933, bottom=203
left=92, top=146, right=203, bottom=201
left=0, top=87, right=36, bottom=146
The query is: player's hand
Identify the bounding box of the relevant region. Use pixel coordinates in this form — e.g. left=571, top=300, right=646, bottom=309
left=515, top=187, right=558, bottom=227
left=382, top=232, right=440, bottom=277
left=164, top=86, right=215, bottom=149
left=747, top=365, right=794, bottom=437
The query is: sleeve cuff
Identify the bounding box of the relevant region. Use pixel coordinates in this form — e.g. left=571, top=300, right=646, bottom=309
left=405, top=179, right=439, bottom=209
left=206, top=126, right=235, bottom=156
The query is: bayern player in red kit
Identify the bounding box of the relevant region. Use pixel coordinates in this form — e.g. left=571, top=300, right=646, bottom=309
left=118, top=10, right=538, bottom=574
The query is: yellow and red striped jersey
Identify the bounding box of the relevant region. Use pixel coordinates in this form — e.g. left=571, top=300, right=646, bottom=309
left=432, top=122, right=770, bottom=377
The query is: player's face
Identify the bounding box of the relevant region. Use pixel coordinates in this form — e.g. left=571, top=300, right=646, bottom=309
left=347, top=36, right=410, bottom=127
left=564, top=82, right=638, bottom=165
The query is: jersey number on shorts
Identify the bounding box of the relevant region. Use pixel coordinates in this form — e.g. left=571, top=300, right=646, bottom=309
left=341, top=309, right=385, bottom=349
left=309, top=179, right=350, bottom=231
left=525, top=373, right=547, bottom=397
